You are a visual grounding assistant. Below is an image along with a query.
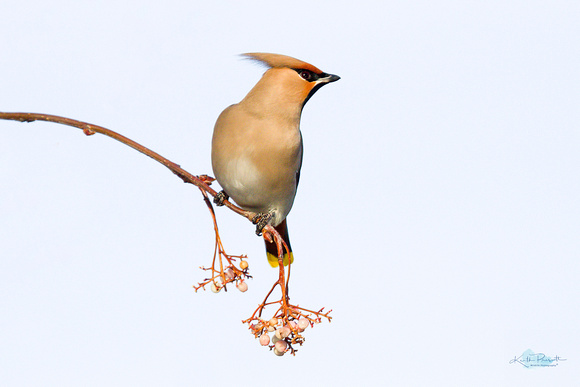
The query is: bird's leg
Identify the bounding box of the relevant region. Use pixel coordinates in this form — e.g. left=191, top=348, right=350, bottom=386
left=251, top=210, right=274, bottom=236
left=213, top=190, right=229, bottom=206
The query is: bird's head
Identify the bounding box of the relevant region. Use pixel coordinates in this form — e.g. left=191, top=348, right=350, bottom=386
left=240, top=53, right=340, bottom=117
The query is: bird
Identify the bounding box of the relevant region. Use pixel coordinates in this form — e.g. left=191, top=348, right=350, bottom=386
left=211, top=53, right=339, bottom=267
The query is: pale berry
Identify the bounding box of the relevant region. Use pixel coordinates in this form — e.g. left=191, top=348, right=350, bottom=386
left=274, top=340, right=288, bottom=353
left=298, top=317, right=309, bottom=331
left=237, top=281, right=248, bottom=292
left=275, top=326, right=291, bottom=339
left=259, top=333, right=270, bottom=346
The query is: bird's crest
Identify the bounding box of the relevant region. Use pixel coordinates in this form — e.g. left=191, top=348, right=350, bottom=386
left=242, top=53, right=323, bottom=74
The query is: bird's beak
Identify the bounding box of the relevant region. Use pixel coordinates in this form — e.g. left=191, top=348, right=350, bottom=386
left=319, top=73, right=340, bottom=84
left=303, top=72, right=340, bottom=108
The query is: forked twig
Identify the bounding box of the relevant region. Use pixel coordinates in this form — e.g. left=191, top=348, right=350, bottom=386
left=242, top=225, right=332, bottom=356
left=193, top=188, right=251, bottom=292
left=1, top=111, right=255, bottom=292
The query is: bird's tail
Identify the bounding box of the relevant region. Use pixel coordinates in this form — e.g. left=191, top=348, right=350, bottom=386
left=265, top=218, right=294, bottom=267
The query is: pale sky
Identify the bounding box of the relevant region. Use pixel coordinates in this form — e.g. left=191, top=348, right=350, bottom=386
left=1, top=1, right=579, bottom=386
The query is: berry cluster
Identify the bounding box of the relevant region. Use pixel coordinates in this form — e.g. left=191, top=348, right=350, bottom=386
left=248, top=315, right=311, bottom=356
left=193, top=259, right=251, bottom=293
left=244, top=303, right=332, bottom=356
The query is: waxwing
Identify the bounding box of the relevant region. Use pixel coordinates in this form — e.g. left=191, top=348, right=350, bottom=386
left=211, top=53, right=339, bottom=267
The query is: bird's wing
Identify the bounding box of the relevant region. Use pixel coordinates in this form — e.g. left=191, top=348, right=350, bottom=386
left=295, top=130, right=304, bottom=189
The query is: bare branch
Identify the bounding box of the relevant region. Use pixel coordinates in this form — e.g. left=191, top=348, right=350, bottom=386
left=0, top=111, right=255, bottom=221
left=1, top=111, right=332, bottom=356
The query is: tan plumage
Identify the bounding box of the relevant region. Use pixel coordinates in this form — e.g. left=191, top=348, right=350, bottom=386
left=211, top=53, right=339, bottom=267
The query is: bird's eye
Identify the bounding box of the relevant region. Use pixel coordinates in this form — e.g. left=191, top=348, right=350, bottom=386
left=299, top=70, right=312, bottom=81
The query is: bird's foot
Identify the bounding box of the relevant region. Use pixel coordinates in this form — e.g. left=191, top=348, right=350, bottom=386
left=213, top=190, right=229, bottom=206
left=252, top=210, right=274, bottom=236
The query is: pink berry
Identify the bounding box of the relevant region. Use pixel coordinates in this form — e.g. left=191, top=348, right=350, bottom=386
left=259, top=334, right=270, bottom=346
left=224, top=268, right=234, bottom=280
left=283, top=326, right=292, bottom=336
left=278, top=326, right=291, bottom=339
left=237, top=281, right=248, bottom=292
left=297, top=318, right=309, bottom=331
left=274, top=340, right=288, bottom=353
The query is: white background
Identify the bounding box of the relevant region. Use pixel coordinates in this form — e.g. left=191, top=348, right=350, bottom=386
left=1, top=1, right=579, bottom=385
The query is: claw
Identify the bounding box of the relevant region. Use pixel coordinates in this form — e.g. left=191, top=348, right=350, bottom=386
left=214, top=190, right=229, bottom=206
left=252, top=211, right=274, bottom=236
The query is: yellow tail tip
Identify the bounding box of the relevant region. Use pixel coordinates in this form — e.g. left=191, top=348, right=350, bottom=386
left=267, top=252, right=294, bottom=267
